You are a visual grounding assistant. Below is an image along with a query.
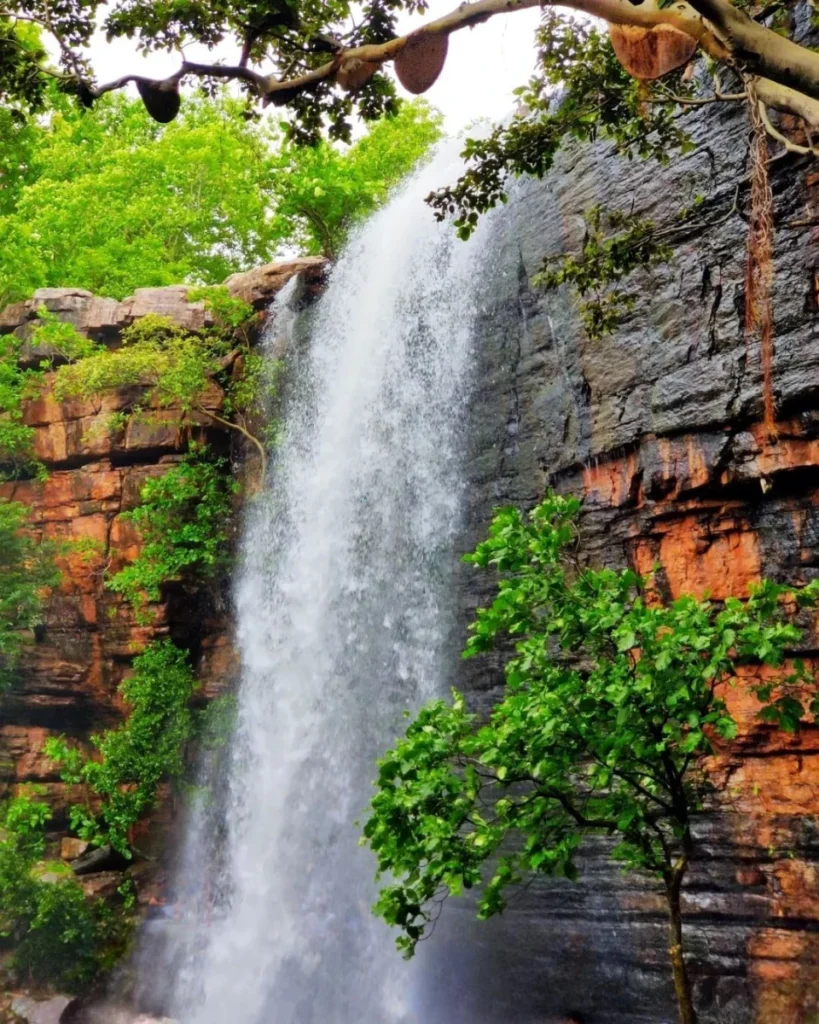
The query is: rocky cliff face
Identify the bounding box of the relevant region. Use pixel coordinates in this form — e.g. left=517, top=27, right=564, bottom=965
left=444, top=101, right=819, bottom=1023
left=0, top=259, right=325, bottom=846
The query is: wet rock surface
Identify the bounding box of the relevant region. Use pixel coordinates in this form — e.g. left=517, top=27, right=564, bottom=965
left=446, top=99, right=819, bottom=1023
left=4, top=996, right=72, bottom=1024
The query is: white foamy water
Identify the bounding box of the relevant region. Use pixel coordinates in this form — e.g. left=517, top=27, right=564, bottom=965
left=145, top=142, right=492, bottom=1024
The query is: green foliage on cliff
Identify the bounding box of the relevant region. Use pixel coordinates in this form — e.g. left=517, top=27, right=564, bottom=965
left=0, top=93, right=442, bottom=304
left=51, top=286, right=274, bottom=485
left=43, top=297, right=246, bottom=854
left=364, top=493, right=819, bottom=1020
left=109, top=446, right=237, bottom=619
left=52, top=288, right=268, bottom=462
left=45, top=640, right=199, bottom=856
left=0, top=501, right=59, bottom=689
left=533, top=205, right=675, bottom=340
left=0, top=333, right=39, bottom=478
left=0, top=792, right=134, bottom=989
left=0, top=308, right=102, bottom=477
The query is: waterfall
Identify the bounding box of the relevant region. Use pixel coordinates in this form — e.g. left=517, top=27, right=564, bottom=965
left=136, top=143, right=493, bottom=1024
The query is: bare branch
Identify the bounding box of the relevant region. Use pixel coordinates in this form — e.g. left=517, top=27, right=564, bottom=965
left=194, top=405, right=267, bottom=480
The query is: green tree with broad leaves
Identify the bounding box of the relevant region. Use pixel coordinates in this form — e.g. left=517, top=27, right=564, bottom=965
left=363, top=493, right=819, bottom=1024
left=268, top=98, right=442, bottom=257
left=0, top=91, right=441, bottom=304
left=3, top=0, right=819, bottom=222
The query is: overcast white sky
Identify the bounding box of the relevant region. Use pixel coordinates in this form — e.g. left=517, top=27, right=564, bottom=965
left=82, top=0, right=543, bottom=134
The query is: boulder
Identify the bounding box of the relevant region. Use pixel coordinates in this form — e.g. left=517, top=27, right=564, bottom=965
left=70, top=844, right=127, bottom=876
left=77, top=871, right=124, bottom=900
left=223, top=256, right=327, bottom=309
left=9, top=995, right=72, bottom=1024
left=60, top=837, right=89, bottom=862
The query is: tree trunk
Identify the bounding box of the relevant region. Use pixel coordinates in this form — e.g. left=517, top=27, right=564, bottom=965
left=665, top=862, right=697, bottom=1024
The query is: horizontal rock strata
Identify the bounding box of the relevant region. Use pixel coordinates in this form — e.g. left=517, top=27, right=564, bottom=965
left=446, top=97, right=819, bottom=1024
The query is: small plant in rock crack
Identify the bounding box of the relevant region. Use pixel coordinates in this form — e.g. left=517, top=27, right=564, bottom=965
left=533, top=205, right=674, bottom=340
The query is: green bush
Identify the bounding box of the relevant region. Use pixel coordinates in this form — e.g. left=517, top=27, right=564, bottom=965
left=108, top=447, right=237, bottom=618
left=45, top=640, right=199, bottom=856
left=0, top=793, right=133, bottom=990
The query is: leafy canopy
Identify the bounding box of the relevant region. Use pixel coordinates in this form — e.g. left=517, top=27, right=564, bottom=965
left=427, top=13, right=694, bottom=239
left=363, top=493, right=819, bottom=957
left=0, top=92, right=441, bottom=303
left=0, top=93, right=288, bottom=303
left=1, top=0, right=818, bottom=170
left=269, top=99, right=442, bottom=257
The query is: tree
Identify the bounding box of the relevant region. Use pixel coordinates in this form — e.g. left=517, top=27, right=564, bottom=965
left=0, top=90, right=441, bottom=304
left=0, top=92, right=283, bottom=303
left=268, top=99, right=442, bottom=257
left=362, top=493, right=819, bottom=1024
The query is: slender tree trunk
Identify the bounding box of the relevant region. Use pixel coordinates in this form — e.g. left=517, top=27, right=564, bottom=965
left=665, top=859, right=697, bottom=1024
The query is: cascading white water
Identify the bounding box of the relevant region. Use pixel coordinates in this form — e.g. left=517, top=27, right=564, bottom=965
left=154, top=143, right=492, bottom=1024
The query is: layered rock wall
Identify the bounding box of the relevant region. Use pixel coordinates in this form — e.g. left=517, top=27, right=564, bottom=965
left=0, top=261, right=324, bottom=837
left=5, top=101, right=819, bottom=1023
left=447, top=101, right=819, bottom=1023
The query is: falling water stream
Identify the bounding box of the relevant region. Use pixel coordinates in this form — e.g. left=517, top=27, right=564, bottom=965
left=136, top=144, right=493, bottom=1024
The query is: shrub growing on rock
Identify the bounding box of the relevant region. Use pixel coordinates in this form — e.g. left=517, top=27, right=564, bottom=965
left=0, top=793, right=134, bottom=990
left=45, top=640, right=199, bottom=857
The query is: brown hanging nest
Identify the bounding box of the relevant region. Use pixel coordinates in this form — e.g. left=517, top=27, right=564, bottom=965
left=394, top=31, right=448, bottom=94
left=136, top=79, right=181, bottom=123
left=336, top=58, right=380, bottom=92
left=608, top=23, right=697, bottom=80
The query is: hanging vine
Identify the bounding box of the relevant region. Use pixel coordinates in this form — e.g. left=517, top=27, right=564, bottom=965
left=745, top=83, right=777, bottom=438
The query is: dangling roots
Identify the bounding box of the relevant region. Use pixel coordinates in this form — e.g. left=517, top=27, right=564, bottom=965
left=745, top=89, right=777, bottom=438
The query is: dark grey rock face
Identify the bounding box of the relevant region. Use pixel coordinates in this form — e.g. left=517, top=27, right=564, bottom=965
left=441, top=100, right=819, bottom=1023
